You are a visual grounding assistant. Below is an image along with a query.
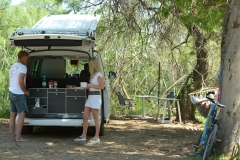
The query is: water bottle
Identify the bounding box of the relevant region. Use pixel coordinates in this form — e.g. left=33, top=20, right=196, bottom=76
left=42, top=72, right=46, bottom=88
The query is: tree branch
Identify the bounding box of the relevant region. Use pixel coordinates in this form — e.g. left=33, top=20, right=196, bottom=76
left=171, top=32, right=190, bottom=51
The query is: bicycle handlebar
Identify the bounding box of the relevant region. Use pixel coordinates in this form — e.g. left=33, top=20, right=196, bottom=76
left=206, top=92, right=226, bottom=108
left=206, top=91, right=215, bottom=96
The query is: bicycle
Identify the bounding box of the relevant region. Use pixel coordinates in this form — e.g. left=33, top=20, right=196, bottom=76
left=190, top=91, right=226, bottom=160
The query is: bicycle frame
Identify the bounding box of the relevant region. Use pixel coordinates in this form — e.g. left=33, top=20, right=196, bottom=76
left=194, top=102, right=218, bottom=157
left=193, top=90, right=226, bottom=160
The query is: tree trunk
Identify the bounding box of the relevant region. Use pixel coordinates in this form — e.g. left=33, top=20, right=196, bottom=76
left=178, top=25, right=209, bottom=121
left=216, top=0, right=240, bottom=156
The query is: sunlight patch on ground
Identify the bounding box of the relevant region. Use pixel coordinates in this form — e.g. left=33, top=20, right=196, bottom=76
left=0, top=118, right=9, bottom=124
left=104, top=141, right=115, bottom=144
left=45, top=142, right=56, bottom=146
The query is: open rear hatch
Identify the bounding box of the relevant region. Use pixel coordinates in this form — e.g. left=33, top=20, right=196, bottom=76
left=9, top=14, right=100, bottom=52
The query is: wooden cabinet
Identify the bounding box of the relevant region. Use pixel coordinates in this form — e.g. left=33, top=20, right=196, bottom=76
left=28, top=88, right=86, bottom=114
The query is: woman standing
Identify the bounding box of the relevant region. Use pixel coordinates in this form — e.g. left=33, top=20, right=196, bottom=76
left=74, top=58, right=104, bottom=143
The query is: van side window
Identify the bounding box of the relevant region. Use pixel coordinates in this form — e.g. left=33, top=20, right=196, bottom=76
left=31, top=59, right=41, bottom=77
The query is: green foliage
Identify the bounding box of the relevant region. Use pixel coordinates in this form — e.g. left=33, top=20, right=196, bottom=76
left=156, top=0, right=225, bottom=34
left=0, top=0, right=10, bottom=9
left=66, top=59, right=84, bottom=74
left=159, top=7, right=171, bottom=18
left=0, top=70, right=10, bottom=118
left=0, top=41, right=18, bottom=118
left=195, top=110, right=206, bottom=124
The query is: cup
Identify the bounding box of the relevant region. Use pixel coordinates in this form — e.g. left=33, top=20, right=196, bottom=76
left=80, top=82, right=87, bottom=88
left=48, top=81, right=53, bottom=88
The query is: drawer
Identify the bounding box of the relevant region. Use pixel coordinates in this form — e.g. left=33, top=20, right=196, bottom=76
left=67, top=89, right=86, bottom=96
left=29, top=89, right=47, bottom=97
left=48, top=93, right=66, bottom=113
left=48, top=89, right=66, bottom=93
left=29, top=97, right=47, bottom=106
left=66, top=97, right=86, bottom=113
left=29, top=107, right=46, bottom=114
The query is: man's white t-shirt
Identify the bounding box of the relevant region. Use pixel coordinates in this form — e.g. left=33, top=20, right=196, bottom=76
left=9, top=62, right=27, bottom=94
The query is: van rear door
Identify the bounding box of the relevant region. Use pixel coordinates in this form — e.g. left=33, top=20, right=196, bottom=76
left=9, top=14, right=100, bottom=51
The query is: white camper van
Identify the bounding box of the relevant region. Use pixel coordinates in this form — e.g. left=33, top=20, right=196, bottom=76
left=9, top=14, right=116, bottom=136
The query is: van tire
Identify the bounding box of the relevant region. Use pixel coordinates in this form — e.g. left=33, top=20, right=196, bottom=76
left=88, top=122, right=104, bottom=136
left=99, top=122, right=104, bottom=136
left=21, top=126, right=33, bottom=135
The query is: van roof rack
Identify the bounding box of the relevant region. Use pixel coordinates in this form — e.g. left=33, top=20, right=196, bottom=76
left=10, top=14, right=101, bottom=40
left=11, top=28, right=96, bottom=40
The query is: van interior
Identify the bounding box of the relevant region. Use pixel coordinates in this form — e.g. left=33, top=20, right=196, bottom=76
left=24, top=53, right=94, bottom=118
left=26, top=55, right=90, bottom=89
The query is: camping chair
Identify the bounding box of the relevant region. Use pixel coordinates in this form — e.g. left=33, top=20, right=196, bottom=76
left=188, top=69, right=218, bottom=118
left=155, top=91, right=175, bottom=121
left=166, top=91, right=175, bottom=105
left=189, top=88, right=218, bottom=118
left=117, top=92, right=134, bottom=118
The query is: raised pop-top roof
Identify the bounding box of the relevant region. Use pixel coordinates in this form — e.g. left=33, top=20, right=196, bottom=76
left=10, top=14, right=101, bottom=40
left=33, top=14, right=100, bottom=31
left=9, top=14, right=101, bottom=50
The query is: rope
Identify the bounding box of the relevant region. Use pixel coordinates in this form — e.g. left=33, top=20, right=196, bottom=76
left=188, top=69, right=218, bottom=117
left=188, top=69, right=218, bottom=96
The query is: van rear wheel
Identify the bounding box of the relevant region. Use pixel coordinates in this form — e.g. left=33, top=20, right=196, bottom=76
left=99, top=122, right=104, bottom=136
left=21, top=126, right=33, bottom=135
left=88, top=122, right=104, bottom=136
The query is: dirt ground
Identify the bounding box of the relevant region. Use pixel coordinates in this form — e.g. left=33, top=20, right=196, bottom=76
left=0, top=117, right=204, bottom=160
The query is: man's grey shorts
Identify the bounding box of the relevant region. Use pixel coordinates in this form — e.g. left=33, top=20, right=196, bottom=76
left=8, top=91, right=29, bottom=113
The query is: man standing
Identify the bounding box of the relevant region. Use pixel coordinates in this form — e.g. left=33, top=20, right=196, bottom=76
left=8, top=50, right=29, bottom=142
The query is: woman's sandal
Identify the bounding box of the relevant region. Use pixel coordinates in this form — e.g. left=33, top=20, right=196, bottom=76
left=73, top=136, right=86, bottom=142
left=89, top=138, right=100, bottom=143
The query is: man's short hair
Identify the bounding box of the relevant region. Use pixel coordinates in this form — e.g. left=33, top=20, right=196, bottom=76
left=18, top=50, right=29, bottom=59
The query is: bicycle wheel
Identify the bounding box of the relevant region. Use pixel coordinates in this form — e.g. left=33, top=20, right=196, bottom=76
left=202, top=124, right=218, bottom=160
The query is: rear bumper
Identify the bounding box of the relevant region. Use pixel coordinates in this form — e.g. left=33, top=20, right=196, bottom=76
left=17, top=116, right=98, bottom=127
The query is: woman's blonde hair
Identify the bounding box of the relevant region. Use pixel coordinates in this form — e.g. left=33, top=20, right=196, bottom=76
left=88, top=58, right=102, bottom=79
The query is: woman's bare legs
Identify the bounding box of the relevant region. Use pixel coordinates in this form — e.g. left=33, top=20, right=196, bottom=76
left=91, top=108, right=100, bottom=140
left=80, top=106, right=91, bottom=138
